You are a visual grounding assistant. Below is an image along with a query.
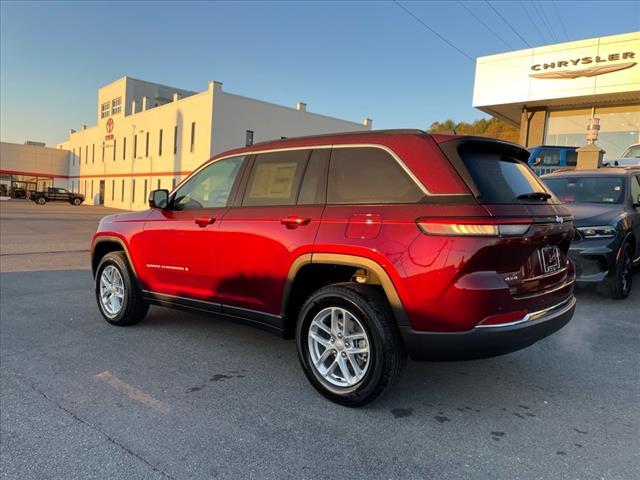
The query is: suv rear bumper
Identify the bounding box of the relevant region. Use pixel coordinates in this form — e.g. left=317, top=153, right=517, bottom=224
left=399, top=296, right=576, bottom=361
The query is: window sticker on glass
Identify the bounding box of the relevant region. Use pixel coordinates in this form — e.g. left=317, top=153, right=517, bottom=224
left=249, top=162, right=297, bottom=199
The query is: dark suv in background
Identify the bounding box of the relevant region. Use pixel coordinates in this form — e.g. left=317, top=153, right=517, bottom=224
left=543, top=167, right=640, bottom=298
left=91, top=130, right=576, bottom=405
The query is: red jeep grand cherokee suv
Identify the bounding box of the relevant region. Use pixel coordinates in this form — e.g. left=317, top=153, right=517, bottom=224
left=91, top=130, right=576, bottom=405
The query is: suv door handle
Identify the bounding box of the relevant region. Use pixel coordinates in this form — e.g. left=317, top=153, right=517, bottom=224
left=195, top=217, right=216, bottom=227
left=280, top=216, right=311, bottom=229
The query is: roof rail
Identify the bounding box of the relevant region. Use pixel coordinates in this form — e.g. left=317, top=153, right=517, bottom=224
left=251, top=129, right=427, bottom=147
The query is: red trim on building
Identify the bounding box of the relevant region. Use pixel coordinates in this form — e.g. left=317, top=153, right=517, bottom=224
left=0, top=169, right=69, bottom=179
left=0, top=169, right=193, bottom=179
left=68, top=171, right=193, bottom=179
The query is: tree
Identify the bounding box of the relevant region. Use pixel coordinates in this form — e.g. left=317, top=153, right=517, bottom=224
left=427, top=117, right=519, bottom=144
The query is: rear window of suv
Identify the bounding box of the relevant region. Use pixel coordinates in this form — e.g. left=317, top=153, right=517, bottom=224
left=460, top=147, right=554, bottom=204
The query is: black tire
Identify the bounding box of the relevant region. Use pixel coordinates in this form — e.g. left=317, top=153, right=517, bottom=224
left=95, top=251, right=149, bottom=326
left=296, top=283, right=407, bottom=406
left=72, top=198, right=82, bottom=205
left=607, top=242, right=634, bottom=299
left=36, top=197, right=46, bottom=205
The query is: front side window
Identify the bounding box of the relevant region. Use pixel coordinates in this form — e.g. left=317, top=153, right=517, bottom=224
left=242, top=150, right=310, bottom=206
left=327, top=147, right=423, bottom=204
left=172, top=156, right=244, bottom=210
left=630, top=175, right=640, bottom=203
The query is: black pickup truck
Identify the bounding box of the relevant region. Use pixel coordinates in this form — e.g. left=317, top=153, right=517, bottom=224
left=29, top=187, right=85, bottom=205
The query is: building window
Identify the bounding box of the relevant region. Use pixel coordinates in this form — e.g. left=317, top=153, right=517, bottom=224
left=157, top=179, right=161, bottom=190
left=85, top=146, right=88, bottom=164
left=132, top=179, right=136, bottom=203
left=91, top=180, right=94, bottom=200
left=173, top=125, right=178, bottom=154
left=172, top=178, right=177, bottom=189
left=123, top=137, right=126, bottom=160
left=144, top=179, right=148, bottom=202
left=246, top=130, right=254, bottom=147
left=158, top=129, right=163, bottom=156
left=84, top=180, right=87, bottom=195
left=78, top=147, right=81, bottom=164
left=111, top=180, right=115, bottom=201
left=121, top=180, right=125, bottom=202
left=92, top=144, right=95, bottom=164
left=102, top=143, right=105, bottom=162
left=101, top=101, right=110, bottom=119
left=113, top=139, right=117, bottom=161
left=190, top=122, right=196, bottom=153
left=145, top=132, right=149, bottom=157
left=111, top=97, right=122, bottom=115
left=133, top=135, right=137, bottom=158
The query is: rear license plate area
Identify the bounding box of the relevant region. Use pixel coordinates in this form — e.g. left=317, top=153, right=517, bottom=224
left=539, top=246, right=561, bottom=274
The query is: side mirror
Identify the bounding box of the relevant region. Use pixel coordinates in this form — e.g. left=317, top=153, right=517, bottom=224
left=149, top=189, right=169, bottom=209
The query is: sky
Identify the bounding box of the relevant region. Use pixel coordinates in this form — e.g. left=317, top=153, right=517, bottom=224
left=1, top=0, right=638, bottom=146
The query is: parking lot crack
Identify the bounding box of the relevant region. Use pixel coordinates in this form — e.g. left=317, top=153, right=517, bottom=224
left=25, top=380, right=176, bottom=480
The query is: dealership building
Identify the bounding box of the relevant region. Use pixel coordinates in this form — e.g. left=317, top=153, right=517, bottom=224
left=1, top=76, right=370, bottom=208
left=474, top=31, right=639, bottom=159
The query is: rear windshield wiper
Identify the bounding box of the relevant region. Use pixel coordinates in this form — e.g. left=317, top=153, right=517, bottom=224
left=517, top=191, right=551, bottom=201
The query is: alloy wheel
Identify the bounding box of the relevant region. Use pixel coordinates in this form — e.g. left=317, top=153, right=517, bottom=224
left=99, top=265, right=125, bottom=317
left=307, top=306, right=371, bottom=388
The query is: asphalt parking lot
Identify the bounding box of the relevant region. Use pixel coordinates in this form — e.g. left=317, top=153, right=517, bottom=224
left=1, top=199, right=638, bottom=479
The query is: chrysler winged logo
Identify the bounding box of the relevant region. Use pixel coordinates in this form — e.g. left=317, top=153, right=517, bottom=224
left=529, top=62, right=637, bottom=79
left=555, top=215, right=564, bottom=224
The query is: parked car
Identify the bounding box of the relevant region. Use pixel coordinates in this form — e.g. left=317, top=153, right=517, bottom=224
left=29, top=187, right=85, bottom=205
left=91, top=130, right=576, bottom=405
left=620, top=143, right=640, bottom=161
left=10, top=187, right=27, bottom=199
left=542, top=166, right=640, bottom=298
left=528, top=145, right=578, bottom=175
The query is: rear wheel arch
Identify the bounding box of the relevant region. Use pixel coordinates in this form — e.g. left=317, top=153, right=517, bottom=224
left=281, top=253, right=408, bottom=338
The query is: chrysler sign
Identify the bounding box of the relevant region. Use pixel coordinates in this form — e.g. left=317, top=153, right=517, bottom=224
left=530, top=51, right=637, bottom=79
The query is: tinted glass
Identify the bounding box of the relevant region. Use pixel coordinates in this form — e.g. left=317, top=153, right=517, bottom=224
left=565, top=150, right=577, bottom=166
left=243, top=150, right=310, bottom=206
left=543, top=176, right=625, bottom=204
left=630, top=176, right=640, bottom=203
left=173, top=156, right=243, bottom=210
left=536, top=149, right=560, bottom=165
left=622, top=145, right=640, bottom=158
left=460, top=149, right=552, bottom=204
left=328, top=147, right=423, bottom=204
left=298, top=149, right=330, bottom=205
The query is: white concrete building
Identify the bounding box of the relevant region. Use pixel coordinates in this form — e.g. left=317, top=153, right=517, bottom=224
left=57, top=76, right=371, bottom=209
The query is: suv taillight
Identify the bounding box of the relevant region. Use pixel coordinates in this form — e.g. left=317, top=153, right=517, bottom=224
left=416, top=218, right=532, bottom=237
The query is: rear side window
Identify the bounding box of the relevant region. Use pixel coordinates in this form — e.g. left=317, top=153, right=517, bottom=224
left=243, top=150, right=310, bottom=206
left=298, top=149, right=330, bottom=205
left=327, top=147, right=423, bottom=204
left=460, top=148, right=552, bottom=204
